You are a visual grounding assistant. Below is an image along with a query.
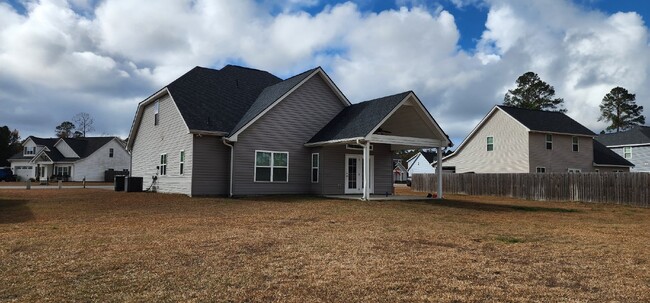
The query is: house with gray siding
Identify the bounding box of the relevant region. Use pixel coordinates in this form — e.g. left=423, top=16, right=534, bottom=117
left=8, top=136, right=129, bottom=181
left=442, top=105, right=633, bottom=173
left=596, top=126, right=650, bottom=172
left=127, top=65, right=451, bottom=198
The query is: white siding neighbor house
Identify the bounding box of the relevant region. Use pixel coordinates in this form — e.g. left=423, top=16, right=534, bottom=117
left=443, top=105, right=633, bottom=173
left=596, top=126, right=650, bottom=172
left=406, top=151, right=436, bottom=176
left=127, top=65, right=452, bottom=198
left=8, top=136, right=130, bottom=181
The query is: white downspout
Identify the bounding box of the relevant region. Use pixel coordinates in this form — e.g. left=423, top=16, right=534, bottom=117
left=363, top=141, right=370, bottom=201
left=436, top=146, right=443, bottom=199
left=222, top=138, right=234, bottom=197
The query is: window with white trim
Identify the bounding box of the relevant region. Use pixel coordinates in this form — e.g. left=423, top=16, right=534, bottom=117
left=24, top=146, right=36, bottom=155
left=624, top=147, right=632, bottom=159
left=159, top=153, right=167, bottom=175
left=568, top=168, right=581, bottom=173
left=486, top=136, right=494, bottom=151
left=55, top=166, right=70, bottom=176
left=572, top=136, right=579, bottom=152
left=179, top=150, right=185, bottom=175
left=545, top=134, right=553, bottom=150
left=109, top=148, right=114, bottom=158
left=154, top=100, right=160, bottom=126
left=311, top=153, right=319, bottom=183
left=255, top=151, right=288, bottom=182
left=536, top=167, right=546, bottom=173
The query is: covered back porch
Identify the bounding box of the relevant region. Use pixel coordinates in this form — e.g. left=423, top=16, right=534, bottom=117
left=306, top=91, right=451, bottom=200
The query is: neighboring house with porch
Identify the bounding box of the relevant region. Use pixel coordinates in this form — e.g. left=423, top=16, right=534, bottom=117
left=596, top=126, right=650, bottom=172
left=127, top=65, right=451, bottom=198
left=393, top=159, right=408, bottom=182
left=406, top=151, right=436, bottom=176
left=8, top=136, right=130, bottom=181
left=442, top=105, right=632, bottom=173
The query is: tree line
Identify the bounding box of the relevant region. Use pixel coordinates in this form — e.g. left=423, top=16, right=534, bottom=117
left=503, top=71, right=645, bottom=133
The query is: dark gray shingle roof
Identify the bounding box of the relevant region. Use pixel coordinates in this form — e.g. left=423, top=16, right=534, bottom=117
left=595, top=126, right=650, bottom=146
left=9, top=136, right=116, bottom=162
left=166, top=65, right=282, bottom=133
left=229, top=68, right=318, bottom=135
left=497, top=105, right=595, bottom=136
left=593, top=140, right=634, bottom=167
left=307, top=91, right=411, bottom=143
left=420, top=151, right=435, bottom=163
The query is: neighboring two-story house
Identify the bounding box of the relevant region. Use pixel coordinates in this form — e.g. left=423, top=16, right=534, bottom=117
left=127, top=65, right=451, bottom=198
left=596, top=125, right=650, bottom=172
left=8, top=136, right=130, bottom=181
left=442, top=105, right=633, bottom=173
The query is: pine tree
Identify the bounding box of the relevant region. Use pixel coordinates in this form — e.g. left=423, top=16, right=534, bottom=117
left=598, top=87, right=645, bottom=133
left=503, top=71, right=566, bottom=112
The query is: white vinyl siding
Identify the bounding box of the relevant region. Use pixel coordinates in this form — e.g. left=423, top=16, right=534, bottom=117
left=130, top=94, right=193, bottom=195
left=254, top=151, right=288, bottom=182
left=311, top=153, right=319, bottom=183
left=71, top=139, right=130, bottom=181
left=444, top=109, right=530, bottom=173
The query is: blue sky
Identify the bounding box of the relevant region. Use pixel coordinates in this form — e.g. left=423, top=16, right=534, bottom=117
left=1, top=0, right=649, bottom=146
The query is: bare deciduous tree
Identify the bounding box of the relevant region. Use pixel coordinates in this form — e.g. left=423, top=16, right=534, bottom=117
left=73, top=112, right=95, bottom=137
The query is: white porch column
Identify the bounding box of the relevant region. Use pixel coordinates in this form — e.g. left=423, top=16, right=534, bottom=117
left=363, top=141, right=370, bottom=200
left=436, top=146, right=443, bottom=199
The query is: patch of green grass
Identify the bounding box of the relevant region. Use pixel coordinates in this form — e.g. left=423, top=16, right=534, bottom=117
left=495, top=235, right=525, bottom=244
left=509, top=205, right=579, bottom=213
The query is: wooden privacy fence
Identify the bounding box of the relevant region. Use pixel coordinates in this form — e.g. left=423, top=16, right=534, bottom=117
left=412, top=173, right=650, bottom=207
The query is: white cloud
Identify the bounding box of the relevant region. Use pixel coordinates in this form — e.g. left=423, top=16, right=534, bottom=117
left=0, top=0, right=648, bottom=143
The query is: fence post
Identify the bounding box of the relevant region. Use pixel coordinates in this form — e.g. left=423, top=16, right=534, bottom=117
left=26, top=179, right=31, bottom=190
left=58, top=180, right=62, bottom=189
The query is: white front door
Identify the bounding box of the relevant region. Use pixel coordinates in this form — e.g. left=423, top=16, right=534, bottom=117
left=344, top=154, right=374, bottom=194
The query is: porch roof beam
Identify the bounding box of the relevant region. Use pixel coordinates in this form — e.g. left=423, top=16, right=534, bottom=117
left=367, top=134, right=444, bottom=147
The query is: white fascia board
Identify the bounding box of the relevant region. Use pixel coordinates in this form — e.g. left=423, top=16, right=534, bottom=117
left=368, top=134, right=443, bottom=147
left=189, top=130, right=229, bottom=136
left=126, top=88, right=172, bottom=151
left=406, top=152, right=420, bottom=163
left=29, top=150, right=52, bottom=163
left=606, top=143, right=650, bottom=148
left=303, top=137, right=365, bottom=147
left=228, top=68, right=324, bottom=142
left=593, top=163, right=634, bottom=168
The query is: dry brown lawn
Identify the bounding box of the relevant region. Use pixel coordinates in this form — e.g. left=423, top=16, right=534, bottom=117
left=1, top=188, right=649, bottom=302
